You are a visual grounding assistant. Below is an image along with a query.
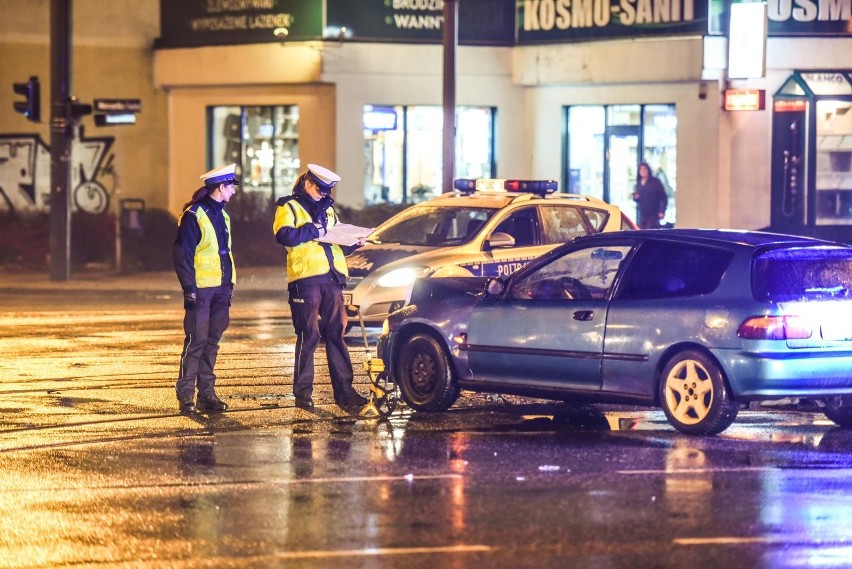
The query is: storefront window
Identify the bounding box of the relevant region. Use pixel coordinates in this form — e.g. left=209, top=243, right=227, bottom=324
left=363, top=105, right=494, bottom=204
left=643, top=105, right=678, bottom=226
left=208, top=105, right=300, bottom=204
left=815, top=100, right=852, bottom=225
left=565, top=104, right=677, bottom=226
left=566, top=106, right=604, bottom=199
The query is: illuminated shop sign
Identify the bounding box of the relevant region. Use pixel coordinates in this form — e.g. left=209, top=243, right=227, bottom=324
left=159, top=0, right=515, bottom=48
left=518, top=0, right=707, bottom=43
left=774, top=99, right=808, bottom=112
left=709, top=0, right=852, bottom=36
left=723, top=89, right=766, bottom=111
left=363, top=107, right=398, bottom=131
left=325, top=0, right=515, bottom=45
left=158, top=0, right=322, bottom=47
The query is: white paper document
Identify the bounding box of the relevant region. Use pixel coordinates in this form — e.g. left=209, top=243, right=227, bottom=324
left=317, top=223, right=374, bottom=246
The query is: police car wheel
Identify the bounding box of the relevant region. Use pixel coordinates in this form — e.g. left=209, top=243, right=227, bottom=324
left=398, top=333, right=459, bottom=412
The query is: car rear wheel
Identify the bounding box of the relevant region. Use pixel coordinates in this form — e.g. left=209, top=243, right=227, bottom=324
left=658, top=349, right=738, bottom=436
left=823, top=397, right=852, bottom=427
left=397, top=333, right=460, bottom=412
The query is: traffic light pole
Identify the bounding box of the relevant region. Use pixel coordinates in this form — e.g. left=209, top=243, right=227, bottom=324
left=49, top=0, right=72, bottom=281
left=442, top=0, right=457, bottom=193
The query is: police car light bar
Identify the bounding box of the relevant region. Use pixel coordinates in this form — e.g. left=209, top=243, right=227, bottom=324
left=504, top=180, right=558, bottom=195
left=453, top=178, right=558, bottom=196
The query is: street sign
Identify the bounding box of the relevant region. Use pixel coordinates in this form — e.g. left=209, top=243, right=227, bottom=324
left=93, top=99, right=142, bottom=113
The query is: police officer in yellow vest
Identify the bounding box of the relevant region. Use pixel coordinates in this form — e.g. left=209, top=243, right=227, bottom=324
left=273, top=164, right=368, bottom=410
left=173, top=163, right=238, bottom=414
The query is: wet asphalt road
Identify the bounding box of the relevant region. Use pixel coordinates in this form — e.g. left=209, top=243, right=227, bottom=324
left=2, top=281, right=852, bottom=568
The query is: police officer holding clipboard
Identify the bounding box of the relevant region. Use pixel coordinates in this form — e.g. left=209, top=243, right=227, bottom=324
left=273, top=164, right=368, bottom=410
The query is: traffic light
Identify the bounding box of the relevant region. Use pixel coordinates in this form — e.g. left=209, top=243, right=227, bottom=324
left=13, top=76, right=40, bottom=123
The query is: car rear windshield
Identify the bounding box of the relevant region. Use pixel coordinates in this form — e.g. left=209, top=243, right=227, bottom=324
left=752, top=247, right=852, bottom=302
left=370, top=206, right=496, bottom=246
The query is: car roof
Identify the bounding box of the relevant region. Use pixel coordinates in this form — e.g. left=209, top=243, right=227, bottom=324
left=577, top=228, right=847, bottom=249
left=418, top=191, right=618, bottom=210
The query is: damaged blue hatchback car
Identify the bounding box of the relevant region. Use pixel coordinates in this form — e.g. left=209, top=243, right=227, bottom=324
left=377, top=229, right=852, bottom=435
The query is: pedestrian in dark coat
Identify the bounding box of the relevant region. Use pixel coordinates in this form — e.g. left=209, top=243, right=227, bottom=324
left=632, top=162, right=668, bottom=229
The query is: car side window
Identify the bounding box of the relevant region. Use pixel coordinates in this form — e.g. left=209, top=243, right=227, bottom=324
left=508, top=245, right=632, bottom=301
left=616, top=241, right=733, bottom=300
left=540, top=206, right=589, bottom=244
left=492, top=207, right=539, bottom=247
left=581, top=208, right=609, bottom=232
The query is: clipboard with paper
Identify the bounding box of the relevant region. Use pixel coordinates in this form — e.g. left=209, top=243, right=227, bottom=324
left=317, top=223, right=374, bottom=247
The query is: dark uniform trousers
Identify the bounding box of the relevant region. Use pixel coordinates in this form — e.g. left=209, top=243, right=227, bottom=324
left=176, top=284, right=231, bottom=400
left=288, top=277, right=355, bottom=399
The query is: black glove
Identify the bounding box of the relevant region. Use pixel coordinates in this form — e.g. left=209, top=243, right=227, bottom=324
left=183, top=292, right=197, bottom=310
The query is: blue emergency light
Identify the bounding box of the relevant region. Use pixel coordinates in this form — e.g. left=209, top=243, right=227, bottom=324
left=453, top=178, right=558, bottom=196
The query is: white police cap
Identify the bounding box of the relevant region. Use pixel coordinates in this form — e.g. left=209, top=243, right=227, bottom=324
left=201, top=163, right=240, bottom=187
left=306, top=163, right=340, bottom=193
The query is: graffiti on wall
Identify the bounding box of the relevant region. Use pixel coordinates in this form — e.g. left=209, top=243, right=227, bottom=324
left=0, top=127, right=114, bottom=215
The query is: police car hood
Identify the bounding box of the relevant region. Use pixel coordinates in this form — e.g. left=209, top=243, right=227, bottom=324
left=346, top=243, right=450, bottom=276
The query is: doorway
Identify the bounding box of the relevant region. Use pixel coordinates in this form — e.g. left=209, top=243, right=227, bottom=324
left=607, top=126, right=640, bottom=222
left=565, top=104, right=677, bottom=226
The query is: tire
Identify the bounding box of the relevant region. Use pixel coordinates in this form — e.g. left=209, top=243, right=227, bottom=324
left=658, top=349, right=738, bottom=436
left=823, top=396, right=852, bottom=427
left=397, top=333, right=460, bottom=412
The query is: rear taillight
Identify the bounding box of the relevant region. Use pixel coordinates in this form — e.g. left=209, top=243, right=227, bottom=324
left=737, top=315, right=813, bottom=340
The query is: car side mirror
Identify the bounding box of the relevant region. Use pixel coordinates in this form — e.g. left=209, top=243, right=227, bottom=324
left=486, top=232, right=515, bottom=249
left=486, top=278, right=505, bottom=296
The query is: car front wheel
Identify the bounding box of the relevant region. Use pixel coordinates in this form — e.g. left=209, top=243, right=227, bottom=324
left=823, top=396, right=852, bottom=427
left=397, top=333, right=459, bottom=412
left=658, top=349, right=738, bottom=436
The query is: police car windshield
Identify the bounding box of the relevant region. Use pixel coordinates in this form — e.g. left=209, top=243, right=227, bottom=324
left=370, top=206, right=496, bottom=247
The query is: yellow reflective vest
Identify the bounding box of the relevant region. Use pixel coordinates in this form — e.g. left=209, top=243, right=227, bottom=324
left=273, top=198, right=348, bottom=283
left=184, top=204, right=236, bottom=288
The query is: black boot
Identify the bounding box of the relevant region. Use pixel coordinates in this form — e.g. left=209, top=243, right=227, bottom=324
left=178, top=396, right=196, bottom=414
left=295, top=395, right=315, bottom=409
left=335, top=390, right=368, bottom=407
left=197, top=393, right=228, bottom=413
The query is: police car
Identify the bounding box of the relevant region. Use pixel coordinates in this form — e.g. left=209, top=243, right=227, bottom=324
left=344, top=178, right=637, bottom=328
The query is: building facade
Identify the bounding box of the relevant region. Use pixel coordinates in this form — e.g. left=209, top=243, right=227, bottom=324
left=2, top=0, right=850, bottom=242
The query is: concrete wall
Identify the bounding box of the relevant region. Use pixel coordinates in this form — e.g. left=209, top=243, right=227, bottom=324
left=320, top=43, right=525, bottom=208
left=513, top=37, right=725, bottom=228
left=0, top=0, right=167, bottom=213
left=704, top=36, right=852, bottom=230
left=165, top=83, right=336, bottom=215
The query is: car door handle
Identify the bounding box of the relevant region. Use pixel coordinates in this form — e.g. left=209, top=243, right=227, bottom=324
left=573, top=310, right=594, bottom=321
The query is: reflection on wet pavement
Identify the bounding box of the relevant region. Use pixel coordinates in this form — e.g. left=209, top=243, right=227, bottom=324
left=3, top=303, right=852, bottom=567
